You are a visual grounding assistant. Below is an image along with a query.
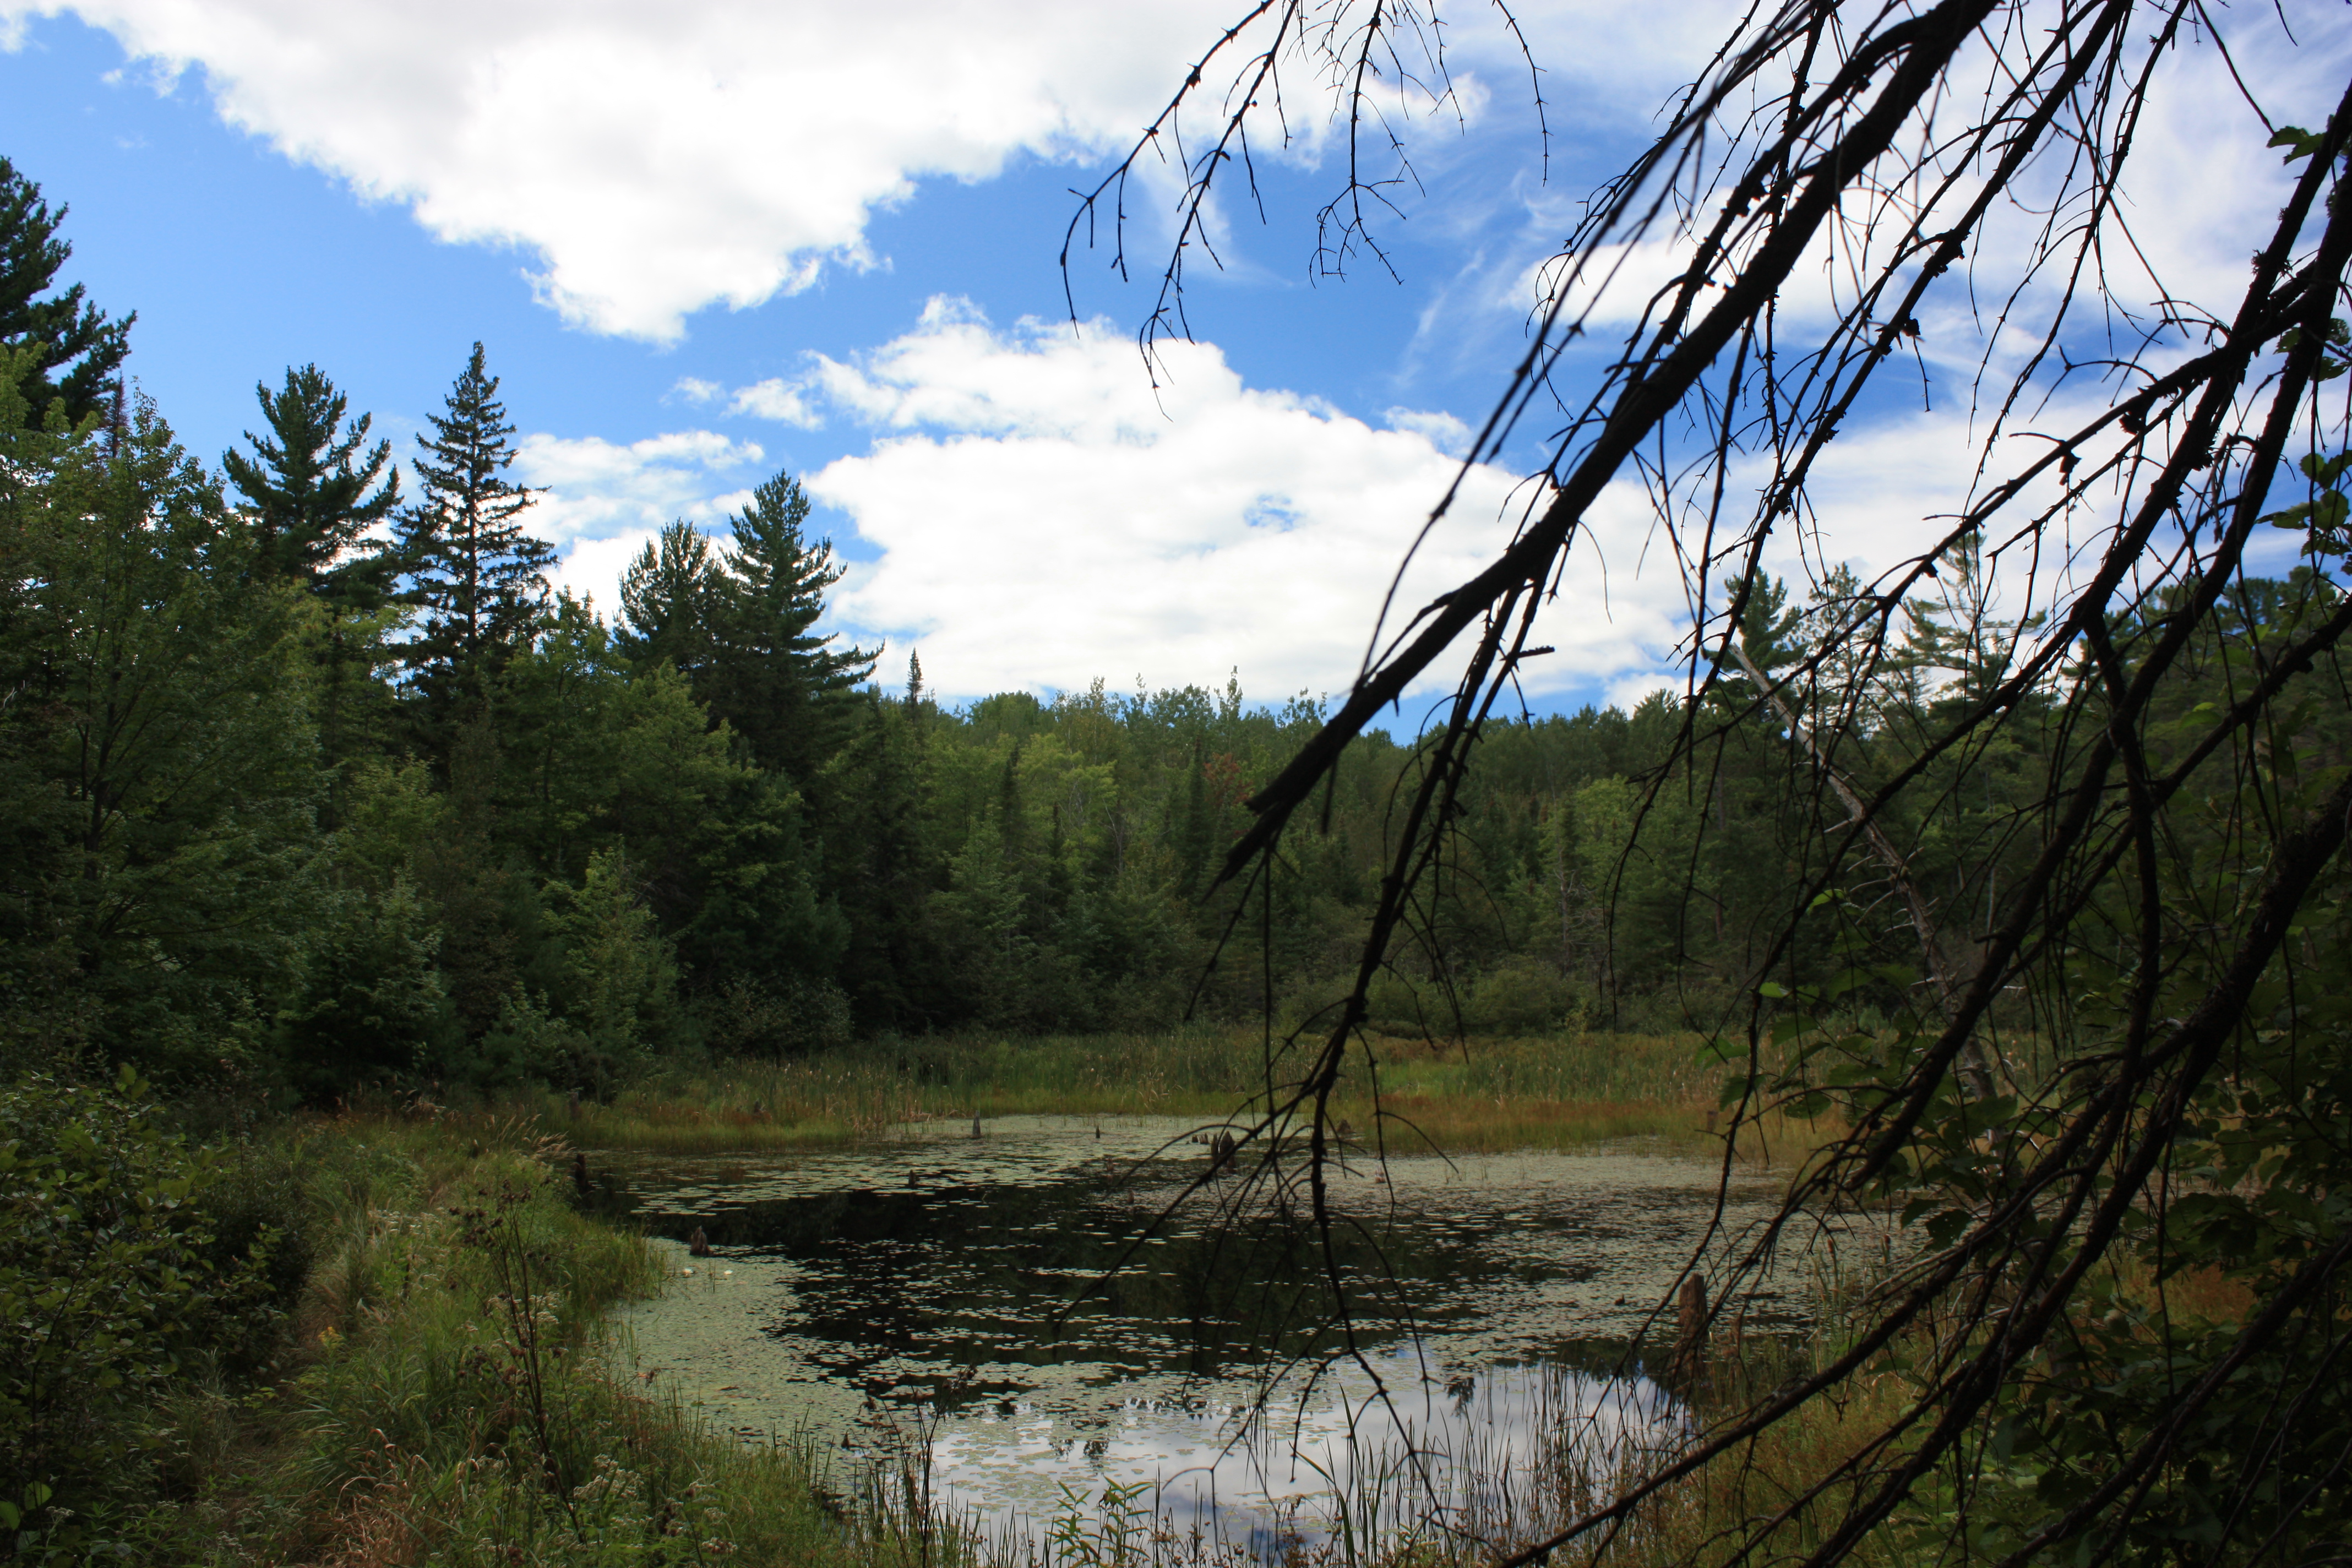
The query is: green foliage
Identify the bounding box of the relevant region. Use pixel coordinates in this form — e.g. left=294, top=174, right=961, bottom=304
left=543, top=847, right=688, bottom=1084
left=396, top=341, right=556, bottom=752
left=696, top=974, right=855, bottom=1058
left=0, top=380, right=323, bottom=1078
left=616, top=472, right=879, bottom=788
left=274, top=876, right=453, bottom=1095
left=243, top=1122, right=867, bottom=1568
left=220, top=362, right=402, bottom=604
left=615, top=518, right=722, bottom=680
left=491, top=595, right=848, bottom=1015
left=2263, top=447, right=2352, bottom=569
left=0, top=1068, right=272, bottom=1553
left=0, top=156, right=131, bottom=431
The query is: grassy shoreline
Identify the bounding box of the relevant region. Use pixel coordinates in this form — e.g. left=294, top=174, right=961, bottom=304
left=101, top=1114, right=899, bottom=1567
left=16, top=1032, right=1858, bottom=1564
left=457, top=1028, right=1829, bottom=1161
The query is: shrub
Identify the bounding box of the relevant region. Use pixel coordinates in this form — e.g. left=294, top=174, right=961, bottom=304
left=0, top=1067, right=272, bottom=1553
left=698, top=973, right=854, bottom=1057
left=1464, top=960, right=1583, bottom=1035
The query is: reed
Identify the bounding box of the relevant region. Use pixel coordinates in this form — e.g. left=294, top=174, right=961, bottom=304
left=491, top=1028, right=1833, bottom=1159
left=961, top=1351, right=1918, bottom=1568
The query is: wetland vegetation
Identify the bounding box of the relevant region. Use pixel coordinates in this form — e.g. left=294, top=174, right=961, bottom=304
left=8, top=4, right=2352, bottom=1564
left=486, top=1028, right=1810, bottom=1157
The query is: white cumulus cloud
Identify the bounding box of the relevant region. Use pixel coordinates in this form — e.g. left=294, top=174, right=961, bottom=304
left=727, top=378, right=824, bottom=429
left=4, top=0, right=1265, bottom=339
left=740, top=299, right=1695, bottom=703
left=4, top=0, right=1765, bottom=341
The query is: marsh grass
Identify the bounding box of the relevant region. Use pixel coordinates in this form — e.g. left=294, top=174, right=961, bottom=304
left=482, top=1028, right=1837, bottom=1160
left=137, top=1113, right=963, bottom=1567
left=132, top=1102, right=1905, bottom=1568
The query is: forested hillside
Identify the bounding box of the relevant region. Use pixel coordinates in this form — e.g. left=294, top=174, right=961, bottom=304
left=5, top=150, right=2346, bottom=1106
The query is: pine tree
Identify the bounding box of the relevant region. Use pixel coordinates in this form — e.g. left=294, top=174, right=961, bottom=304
left=616, top=520, right=723, bottom=679
left=396, top=343, right=553, bottom=747
left=705, top=471, right=876, bottom=779
left=0, top=156, right=133, bottom=430
left=225, top=365, right=407, bottom=819
left=222, top=363, right=401, bottom=607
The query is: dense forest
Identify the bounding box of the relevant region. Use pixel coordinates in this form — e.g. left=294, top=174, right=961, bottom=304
left=5, top=148, right=2346, bottom=1103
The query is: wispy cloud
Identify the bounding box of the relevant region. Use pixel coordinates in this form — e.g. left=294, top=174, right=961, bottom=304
left=514, top=429, right=763, bottom=614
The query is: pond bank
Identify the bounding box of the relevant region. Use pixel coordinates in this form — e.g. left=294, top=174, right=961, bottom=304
left=106, top=1109, right=1891, bottom=1568
left=447, top=1028, right=1834, bottom=1159
left=106, top=1115, right=879, bottom=1567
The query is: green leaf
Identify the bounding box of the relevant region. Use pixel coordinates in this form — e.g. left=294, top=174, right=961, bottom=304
left=2270, top=125, right=2328, bottom=163
left=2301, top=450, right=2352, bottom=486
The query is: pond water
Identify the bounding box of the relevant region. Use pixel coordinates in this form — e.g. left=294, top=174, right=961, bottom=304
left=606, top=1115, right=1793, bottom=1552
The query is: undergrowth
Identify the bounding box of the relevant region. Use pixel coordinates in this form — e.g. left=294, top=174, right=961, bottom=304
left=94, top=1112, right=924, bottom=1567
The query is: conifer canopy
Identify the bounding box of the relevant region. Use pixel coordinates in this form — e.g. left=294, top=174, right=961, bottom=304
left=0, top=155, right=132, bottom=431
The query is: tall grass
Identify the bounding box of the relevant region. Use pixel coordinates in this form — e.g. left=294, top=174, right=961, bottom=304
left=935, top=1344, right=1921, bottom=1568
left=467, top=1028, right=1831, bottom=1159
left=143, top=1112, right=967, bottom=1567
left=138, top=1101, right=1920, bottom=1567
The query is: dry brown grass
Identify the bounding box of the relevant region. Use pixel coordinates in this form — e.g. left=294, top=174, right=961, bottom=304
left=1346, top=1091, right=1846, bottom=1161
left=488, top=1028, right=1850, bottom=1162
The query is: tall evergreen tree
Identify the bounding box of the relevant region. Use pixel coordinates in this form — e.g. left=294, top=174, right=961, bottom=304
left=224, top=364, right=407, bottom=819
left=0, top=156, right=131, bottom=430
left=617, top=520, right=723, bottom=680
left=222, top=364, right=401, bottom=607
left=396, top=343, right=553, bottom=748
left=706, top=471, right=876, bottom=780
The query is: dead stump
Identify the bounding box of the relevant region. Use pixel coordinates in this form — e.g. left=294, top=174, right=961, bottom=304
left=1671, top=1273, right=1709, bottom=1389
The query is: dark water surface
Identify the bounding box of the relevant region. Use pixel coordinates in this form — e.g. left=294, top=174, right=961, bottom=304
left=607, top=1115, right=1790, bottom=1544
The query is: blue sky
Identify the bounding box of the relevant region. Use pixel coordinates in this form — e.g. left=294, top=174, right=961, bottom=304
left=3, top=1, right=2345, bottom=712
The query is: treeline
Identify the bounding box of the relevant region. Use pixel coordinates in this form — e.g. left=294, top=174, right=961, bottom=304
left=6, top=152, right=2342, bottom=1099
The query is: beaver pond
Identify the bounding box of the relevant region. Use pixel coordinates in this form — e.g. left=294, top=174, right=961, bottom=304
left=606, top=1114, right=1799, bottom=1553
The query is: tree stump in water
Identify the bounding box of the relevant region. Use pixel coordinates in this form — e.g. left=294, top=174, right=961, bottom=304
left=1672, top=1273, right=1709, bottom=1389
